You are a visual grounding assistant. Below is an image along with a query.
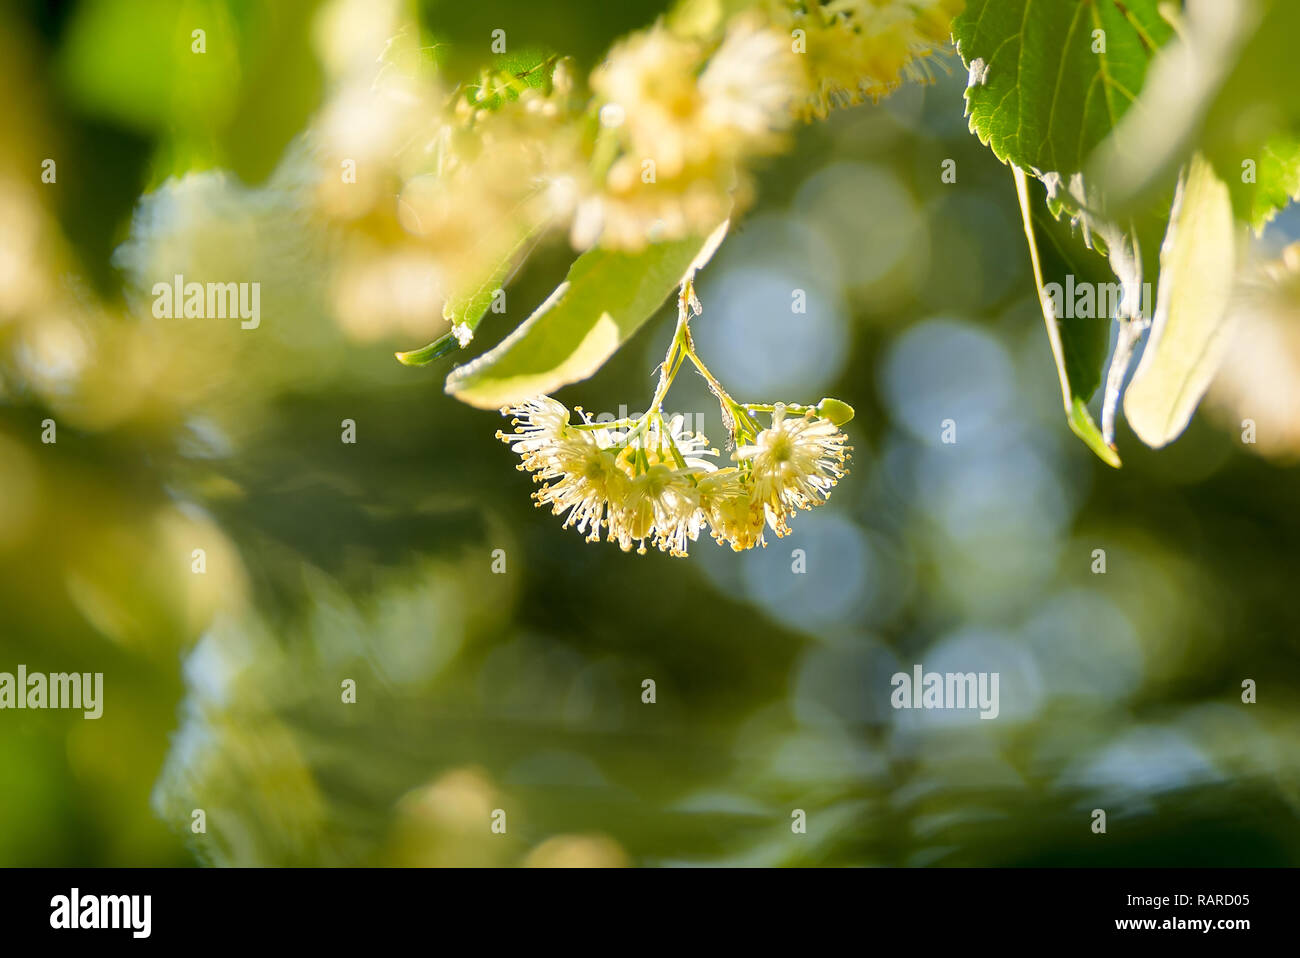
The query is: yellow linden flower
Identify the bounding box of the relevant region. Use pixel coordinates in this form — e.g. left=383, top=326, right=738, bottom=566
left=498, top=398, right=619, bottom=540
left=584, top=16, right=805, bottom=251
left=500, top=399, right=720, bottom=554
left=606, top=464, right=702, bottom=556
left=612, top=416, right=715, bottom=556
left=591, top=13, right=803, bottom=173
left=590, top=26, right=707, bottom=182
left=573, top=167, right=736, bottom=252
left=651, top=472, right=707, bottom=557
left=736, top=404, right=851, bottom=536
left=698, top=468, right=768, bottom=552
left=698, top=14, right=806, bottom=151
left=540, top=442, right=629, bottom=543
left=775, top=0, right=965, bottom=120
left=495, top=396, right=574, bottom=471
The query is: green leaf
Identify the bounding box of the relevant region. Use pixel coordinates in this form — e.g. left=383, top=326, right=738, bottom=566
left=464, top=49, right=560, bottom=111
left=954, top=0, right=1172, bottom=179
left=1245, top=137, right=1300, bottom=231
left=1199, top=0, right=1300, bottom=228
left=1066, top=396, right=1120, bottom=469
left=1022, top=177, right=1115, bottom=402
left=445, top=222, right=730, bottom=409
left=1087, top=0, right=1300, bottom=230
left=397, top=218, right=546, bottom=367
left=1013, top=166, right=1120, bottom=467
left=394, top=331, right=462, bottom=367
left=492, top=48, right=558, bottom=87
left=1123, top=154, right=1237, bottom=449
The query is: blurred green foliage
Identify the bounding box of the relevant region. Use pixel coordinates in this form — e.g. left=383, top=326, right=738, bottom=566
left=1, top=0, right=1299, bottom=868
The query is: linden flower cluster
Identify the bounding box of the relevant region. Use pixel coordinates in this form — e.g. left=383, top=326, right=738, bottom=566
left=308, top=2, right=586, bottom=342
left=496, top=282, right=853, bottom=556
left=576, top=0, right=965, bottom=247
left=297, top=0, right=962, bottom=350
left=766, top=0, right=966, bottom=120
left=580, top=14, right=807, bottom=250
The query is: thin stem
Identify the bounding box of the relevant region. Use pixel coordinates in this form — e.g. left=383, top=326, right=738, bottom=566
left=648, top=279, right=696, bottom=413
left=682, top=349, right=732, bottom=405
left=572, top=417, right=637, bottom=431
left=623, top=275, right=768, bottom=460
left=682, top=347, right=761, bottom=442
left=743, top=402, right=811, bottom=415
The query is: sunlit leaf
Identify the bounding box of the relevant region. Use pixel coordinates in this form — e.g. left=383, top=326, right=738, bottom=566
left=1087, top=0, right=1300, bottom=230
left=1013, top=166, right=1120, bottom=467
left=954, top=0, right=1171, bottom=181
left=445, top=221, right=729, bottom=409
left=1244, top=137, right=1300, bottom=231
left=1123, top=154, right=1237, bottom=449
left=396, top=222, right=542, bottom=367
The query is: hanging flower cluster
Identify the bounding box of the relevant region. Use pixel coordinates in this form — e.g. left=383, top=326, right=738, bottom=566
left=497, top=281, right=853, bottom=556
